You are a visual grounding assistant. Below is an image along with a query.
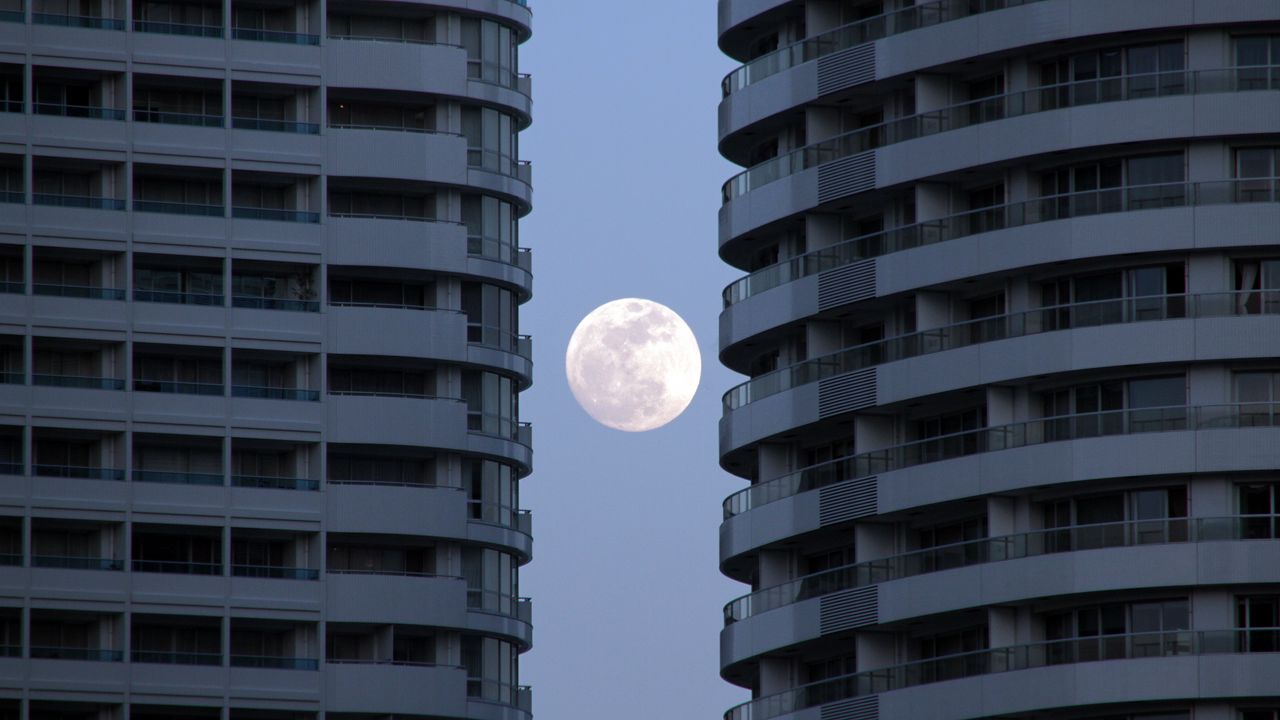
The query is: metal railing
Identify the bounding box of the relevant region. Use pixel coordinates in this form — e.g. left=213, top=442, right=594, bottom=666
left=31, top=555, right=122, bottom=571
left=132, top=200, right=225, bottom=216
left=725, top=516, right=1274, bottom=625
left=230, top=655, right=319, bottom=669
left=133, top=289, right=223, bottom=305
left=31, top=647, right=123, bottom=661
left=0, top=554, right=19, bottom=565
left=0, top=10, right=21, bottom=22
left=132, top=19, right=222, bottom=36
left=0, top=372, right=22, bottom=384
left=327, top=211, right=439, bottom=223
left=0, top=463, right=17, bottom=476
left=232, top=206, right=320, bottom=223
left=329, top=477, right=439, bottom=489
left=33, top=193, right=124, bottom=210
left=722, top=0, right=1045, bottom=97
left=725, top=403, right=1280, bottom=518
left=726, top=628, right=1280, bottom=720
left=133, top=469, right=224, bottom=486
left=231, top=117, right=320, bottom=134
left=231, top=296, right=319, bottom=312
left=328, top=122, right=444, bottom=134
left=133, top=379, right=224, bottom=396
left=467, top=323, right=523, bottom=353
left=231, top=385, right=320, bottom=401
left=231, top=565, right=319, bottom=580
left=32, top=12, right=124, bottom=29
left=724, top=67, right=1279, bottom=203
left=467, top=234, right=520, bottom=266
left=231, top=27, right=319, bottom=45
left=33, top=103, right=126, bottom=120
left=33, top=375, right=125, bottom=390
left=723, top=178, right=1280, bottom=307
left=131, top=560, right=222, bottom=575
left=232, top=475, right=319, bottom=491
left=133, top=109, right=223, bottom=127
left=725, top=290, right=1277, bottom=411
left=33, top=283, right=125, bottom=300
left=0, top=191, right=22, bottom=203
left=131, top=650, right=222, bottom=665
left=33, top=465, right=124, bottom=481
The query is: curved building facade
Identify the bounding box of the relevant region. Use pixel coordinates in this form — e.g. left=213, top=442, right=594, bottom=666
left=714, top=2, right=1280, bottom=719
left=0, top=1, right=533, bottom=719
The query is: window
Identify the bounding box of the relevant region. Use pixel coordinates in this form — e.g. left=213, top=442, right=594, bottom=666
left=911, top=406, right=986, bottom=460
left=132, top=531, right=221, bottom=573
left=1041, top=486, right=1188, bottom=550
left=328, top=100, right=432, bottom=131
left=327, top=13, right=432, bottom=42
left=1039, top=41, right=1184, bottom=106
left=462, top=283, right=517, bottom=350
left=328, top=190, right=433, bottom=220
left=1238, top=596, right=1280, bottom=652
left=1040, top=264, right=1185, bottom=329
left=326, top=544, right=434, bottom=575
left=133, top=87, right=222, bottom=121
left=134, top=177, right=222, bottom=207
left=461, top=18, right=518, bottom=88
left=232, top=448, right=293, bottom=480
left=1234, top=372, right=1280, bottom=427
left=462, top=636, right=518, bottom=704
left=329, top=454, right=434, bottom=486
left=328, top=367, right=432, bottom=398
left=1238, top=483, right=1280, bottom=539
left=329, top=278, right=432, bottom=309
left=463, top=371, right=518, bottom=439
left=133, top=621, right=220, bottom=660
left=913, top=626, right=987, bottom=681
left=134, top=1, right=221, bottom=29
left=462, top=194, right=517, bottom=261
left=1234, top=257, right=1280, bottom=315
left=1039, top=153, right=1185, bottom=217
left=1235, top=147, right=1280, bottom=203
left=1234, top=35, right=1280, bottom=90
left=1044, top=599, right=1189, bottom=663
left=1040, top=375, right=1186, bottom=439
left=134, top=354, right=223, bottom=391
left=393, top=633, right=434, bottom=664
left=462, top=106, right=517, bottom=175
left=462, top=547, right=517, bottom=614
left=914, top=516, right=987, bottom=570
left=463, top=458, right=516, bottom=523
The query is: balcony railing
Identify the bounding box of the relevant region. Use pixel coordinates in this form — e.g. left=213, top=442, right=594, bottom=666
left=0, top=462, right=22, bottom=475
left=31, top=555, right=123, bottom=571
left=726, top=628, right=1280, bottom=720
left=724, top=403, right=1280, bottom=518
left=0, top=190, right=21, bottom=204
left=231, top=296, right=320, bottom=312
left=232, top=475, right=319, bottom=491
left=132, top=200, right=224, bottom=216
left=131, top=560, right=222, bottom=575
left=232, top=385, right=320, bottom=401
left=132, top=19, right=222, bottom=36
left=721, top=0, right=1046, bottom=97
left=33, top=465, right=124, bottom=481
left=133, top=109, right=223, bottom=127
left=725, top=290, right=1278, bottom=411
left=33, top=375, right=125, bottom=390
left=231, top=206, right=320, bottom=223
left=32, top=12, right=124, bottom=29
left=0, top=553, right=19, bottom=565
left=0, top=9, right=21, bottom=22
left=33, top=283, right=126, bottom=300
left=133, top=289, right=223, bottom=305
left=30, top=647, right=124, bottom=661
left=723, top=178, right=1280, bottom=307
left=0, top=371, right=23, bottom=384
left=230, top=655, right=319, bottom=669
left=231, top=117, right=320, bottom=134
left=722, top=67, right=1280, bottom=203
left=33, top=103, right=126, bottom=120
left=133, top=469, right=224, bottom=486
left=133, top=379, right=223, bottom=395
left=231, top=27, right=319, bottom=45
left=724, top=515, right=1276, bottom=625
left=231, top=564, right=319, bottom=580
left=33, top=194, right=125, bottom=210
left=131, top=650, right=222, bottom=665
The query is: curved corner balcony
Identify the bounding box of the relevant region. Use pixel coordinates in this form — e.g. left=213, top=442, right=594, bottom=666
left=720, top=0, right=1046, bottom=97
left=723, top=290, right=1270, bottom=411
left=723, top=402, right=1280, bottom=518
left=722, top=178, right=1279, bottom=308
left=720, top=67, right=1277, bottom=205
left=723, top=515, right=1272, bottom=625
left=725, top=628, right=1280, bottom=720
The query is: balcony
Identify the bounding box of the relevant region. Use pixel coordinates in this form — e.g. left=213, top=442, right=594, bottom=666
left=32, top=194, right=124, bottom=210
left=32, top=465, right=124, bottom=481
left=33, top=375, right=124, bottom=390
left=232, top=474, right=319, bottom=491
left=133, top=380, right=223, bottom=395
left=30, top=647, right=122, bottom=661
left=132, top=19, right=222, bottom=36
left=33, top=284, right=125, bottom=300
left=132, top=200, right=224, bottom=216
left=231, top=27, right=318, bottom=45
left=32, top=103, right=125, bottom=120
left=32, top=13, right=124, bottom=29
left=231, top=117, right=318, bottom=134
left=131, top=650, right=221, bottom=665
left=132, top=470, right=224, bottom=486
left=231, top=206, right=319, bottom=223
left=229, top=655, right=318, bottom=669
left=31, top=555, right=122, bottom=571
left=231, top=564, right=318, bottom=580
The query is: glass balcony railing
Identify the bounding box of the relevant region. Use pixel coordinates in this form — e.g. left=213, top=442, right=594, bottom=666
left=132, top=200, right=224, bottom=216
left=32, top=12, right=124, bottom=29
left=467, top=323, right=523, bottom=354
left=131, top=650, right=222, bottom=665
left=33, top=193, right=125, bottom=210
left=132, top=469, right=224, bottom=486
left=231, top=117, right=320, bottom=134
left=133, top=289, right=224, bottom=305
left=726, top=628, right=1280, bottom=720
left=133, top=379, right=223, bottom=395
left=30, top=647, right=124, bottom=661
left=232, top=475, right=319, bottom=491
left=0, top=9, right=21, bottom=22
left=722, top=0, right=1045, bottom=97
left=231, top=27, right=319, bottom=45
left=33, top=283, right=126, bottom=300
left=467, top=234, right=521, bottom=266
left=722, top=67, right=1280, bottom=203
left=0, top=190, right=22, bottom=203
left=231, top=385, right=320, bottom=401
left=723, top=178, right=1280, bottom=307
left=230, top=655, right=319, bottom=670
left=33, top=375, right=125, bottom=390
left=132, top=19, right=222, bottom=37
left=725, top=403, right=1280, bottom=518
left=0, top=462, right=22, bottom=475
left=0, top=553, right=18, bottom=566
left=725, top=290, right=1278, bottom=411
left=131, top=560, right=222, bottom=575
left=31, top=555, right=123, bottom=570
left=33, top=103, right=126, bottom=120
left=231, top=207, right=320, bottom=223
left=231, top=296, right=320, bottom=312
left=231, top=565, right=319, bottom=580
left=724, top=515, right=1277, bottom=625
left=33, top=465, right=124, bottom=481
left=0, top=371, right=22, bottom=384
left=133, top=109, right=223, bottom=127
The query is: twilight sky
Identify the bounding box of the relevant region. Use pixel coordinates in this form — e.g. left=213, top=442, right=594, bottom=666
left=517, top=1, right=749, bottom=716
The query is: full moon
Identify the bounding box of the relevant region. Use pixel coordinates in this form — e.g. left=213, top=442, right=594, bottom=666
left=565, top=298, right=701, bottom=432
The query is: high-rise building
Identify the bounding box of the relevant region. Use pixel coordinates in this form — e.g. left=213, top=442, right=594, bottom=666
left=715, top=2, right=1280, bottom=719
left=0, top=1, right=533, bottom=719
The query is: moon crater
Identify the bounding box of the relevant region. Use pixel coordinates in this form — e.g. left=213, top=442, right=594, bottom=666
left=565, top=299, right=701, bottom=432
